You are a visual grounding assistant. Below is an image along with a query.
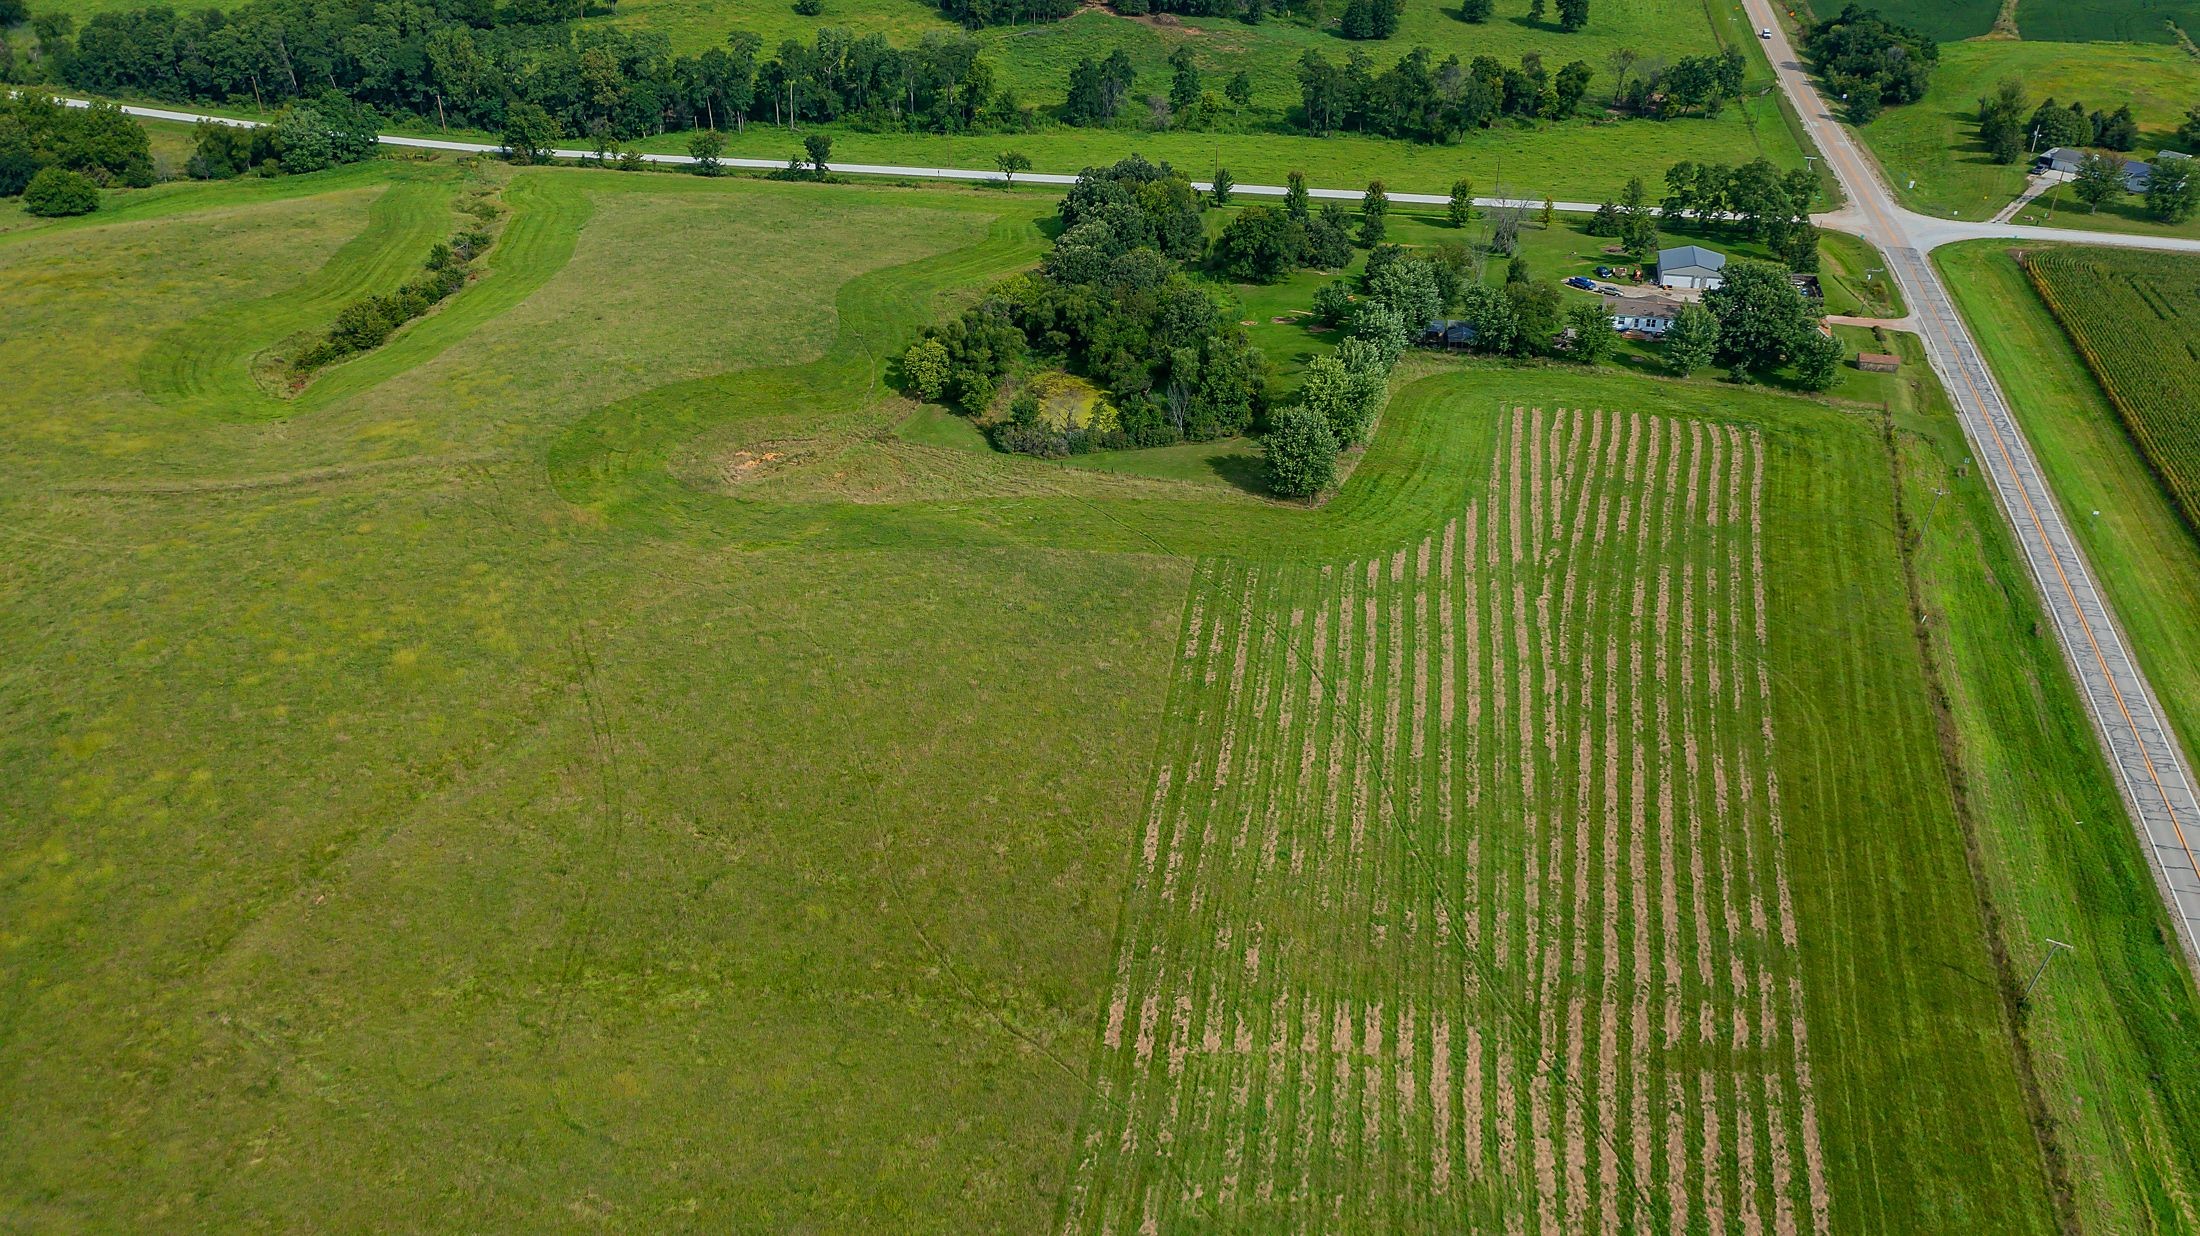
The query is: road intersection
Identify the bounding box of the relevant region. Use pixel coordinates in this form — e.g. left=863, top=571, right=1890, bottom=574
left=1740, top=0, right=2200, bottom=963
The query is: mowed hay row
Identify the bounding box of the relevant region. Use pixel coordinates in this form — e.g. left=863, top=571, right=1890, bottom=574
left=1060, top=408, right=1830, bottom=1234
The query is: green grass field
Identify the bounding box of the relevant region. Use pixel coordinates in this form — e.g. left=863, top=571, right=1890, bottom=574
left=5, top=159, right=2199, bottom=1229
left=1854, top=40, right=2200, bottom=225
left=2016, top=0, right=2200, bottom=42
left=1815, top=0, right=2200, bottom=43
left=1845, top=0, right=2003, bottom=42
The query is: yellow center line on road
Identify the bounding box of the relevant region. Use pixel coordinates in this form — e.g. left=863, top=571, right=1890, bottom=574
left=1747, top=0, right=2200, bottom=937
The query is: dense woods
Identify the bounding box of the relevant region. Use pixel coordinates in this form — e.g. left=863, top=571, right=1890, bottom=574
left=1801, top=3, right=1936, bottom=123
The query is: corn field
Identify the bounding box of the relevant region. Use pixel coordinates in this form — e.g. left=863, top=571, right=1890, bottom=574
left=2025, top=247, right=2200, bottom=531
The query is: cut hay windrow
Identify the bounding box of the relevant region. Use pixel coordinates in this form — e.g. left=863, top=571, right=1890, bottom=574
left=1061, top=406, right=1829, bottom=1233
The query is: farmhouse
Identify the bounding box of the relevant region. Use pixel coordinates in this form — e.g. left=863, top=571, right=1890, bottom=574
left=1604, top=293, right=1679, bottom=336
left=2125, top=151, right=2192, bottom=194
left=1857, top=351, right=1901, bottom=372
left=1656, top=244, right=1728, bottom=290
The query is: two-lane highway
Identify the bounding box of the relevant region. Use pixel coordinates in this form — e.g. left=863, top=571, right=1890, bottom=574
left=1738, top=0, right=2200, bottom=962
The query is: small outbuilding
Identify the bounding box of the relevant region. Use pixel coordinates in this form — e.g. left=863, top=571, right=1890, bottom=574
left=1604, top=294, right=1679, bottom=336
left=1656, top=245, right=1728, bottom=291
left=1420, top=319, right=1479, bottom=350
left=1857, top=351, right=1901, bottom=373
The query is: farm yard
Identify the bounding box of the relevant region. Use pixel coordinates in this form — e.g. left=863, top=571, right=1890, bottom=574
left=5, top=160, right=2200, bottom=1229
left=1851, top=40, right=2200, bottom=229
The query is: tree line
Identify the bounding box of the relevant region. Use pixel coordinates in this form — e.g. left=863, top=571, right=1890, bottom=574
left=23, top=0, right=1014, bottom=144
left=938, top=0, right=1590, bottom=35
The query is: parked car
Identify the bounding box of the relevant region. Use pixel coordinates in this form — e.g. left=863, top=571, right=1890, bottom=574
left=1565, top=276, right=1597, bottom=290
left=1594, top=265, right=1614, bottom=278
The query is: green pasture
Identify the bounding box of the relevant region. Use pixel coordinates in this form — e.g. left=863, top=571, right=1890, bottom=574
left=1855, top=40, right=2200, bottom=226
left=648, top=89, right=1809, bottom=201
left=3, top=160, right=2197, bottom=1229
left=2016, top=0, right=2200, bottom=43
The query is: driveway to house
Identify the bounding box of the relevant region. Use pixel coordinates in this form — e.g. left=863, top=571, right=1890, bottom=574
left=1740, top=0, right=2200, bottom=963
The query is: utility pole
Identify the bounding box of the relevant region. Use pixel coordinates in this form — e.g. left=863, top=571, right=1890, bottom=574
left=2022, top=938, right=2074, bottom=1004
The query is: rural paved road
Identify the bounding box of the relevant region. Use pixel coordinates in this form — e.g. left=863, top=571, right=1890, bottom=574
left=62, top=97, right=2200, bottom=252
left=1738, top=0, right=2200, bottom=963
left=55, top=93, right=2200, bottom=959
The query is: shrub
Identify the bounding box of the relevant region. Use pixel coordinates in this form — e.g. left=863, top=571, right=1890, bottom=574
left=1264, top=406, right=1339, bottom=499
left=1311, top=280, right=1355, bottom=326
left=21, top=166, right=98, bottom=216
left=902, top=337, right=951, bottom=401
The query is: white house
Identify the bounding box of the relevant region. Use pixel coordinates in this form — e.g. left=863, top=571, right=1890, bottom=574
left=1656, top=245, right=1728, bottom=291
left=1606, top=294, right=1679, bottom=336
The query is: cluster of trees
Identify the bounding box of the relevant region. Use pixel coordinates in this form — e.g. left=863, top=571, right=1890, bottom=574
left=1979, top=78, right=2140, bottom=163
left=295, top=224, right=490, bottom=370
left=1656, top=157, right=1820, bottom=268
left=1266, top=248, right=1428, bottom=496
left=2183, top=103, right=2200, bottom=153
left=29, top=0, right=1015, bottom=145
left=0, top=93, right=153, bottom=210
left=1585, top=175, right=1659, bottom=256
left=183, top=97, right=378, bottom=179
left=1466, top=0, right=1591, bottom=31
left=1210, top=174, right=1357, bottom=280
left=904, top=158, right=1266, bottom=456
left=1296, top=48, right=1593, bottom=140
left=1270, top=244, right=1624, bottom=497
left=937, top=0, right=1076, bottom=28
left=1337, top=0, right=1400, bottom=39
left=1801, top=4, right=1935, bottom=123
left=1608, top=47, right=1745, bottom=119
left=1677, top=260, right=1841, bottom=387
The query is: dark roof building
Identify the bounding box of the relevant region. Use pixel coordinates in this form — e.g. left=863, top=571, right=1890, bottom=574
left=1421, top=319, right=1479, bottom=349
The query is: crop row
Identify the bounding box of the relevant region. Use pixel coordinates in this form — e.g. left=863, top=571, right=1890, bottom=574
left=1059, top=408, right=1829, bottom=1234
left=2025, top=248, right=2200, bottom=533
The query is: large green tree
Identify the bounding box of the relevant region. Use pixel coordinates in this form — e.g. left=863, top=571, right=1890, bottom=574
left=21, top=165, right=98, bottom=215
left=1664, top=303, right=1717, bottom=376
left=2072, top=151, right=2124, bottom=213
left=500, top=102, right=558, bottom=164
left=1976, top=76, right=2027, bottom=165
left=2147, top=156, right=2199, bottom=224
left=1264, top=407, right=1340, bottom=499
left=1703, top=259, right=1816, bottom=375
